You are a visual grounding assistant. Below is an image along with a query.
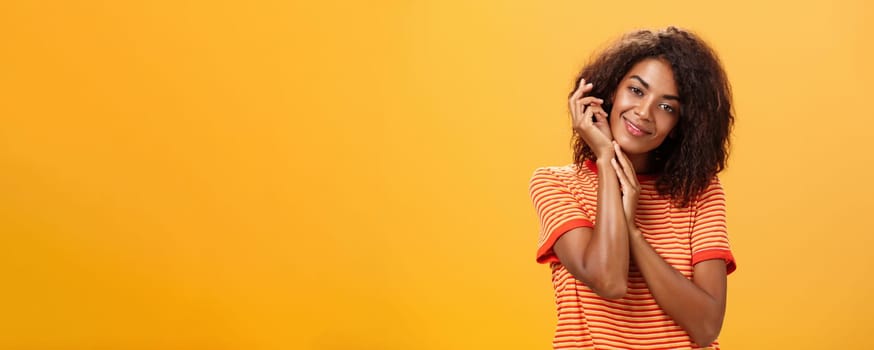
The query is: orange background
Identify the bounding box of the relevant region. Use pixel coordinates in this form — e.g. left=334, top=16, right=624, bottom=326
left=1, top=0, right=872, bottom=348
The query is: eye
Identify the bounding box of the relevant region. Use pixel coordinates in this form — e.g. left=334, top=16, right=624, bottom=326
left=629, top=86, right=643, bottom=96
left=659, top=103, right=676, bottom=113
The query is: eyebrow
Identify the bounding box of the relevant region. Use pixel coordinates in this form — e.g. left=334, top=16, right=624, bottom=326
left=630, top=75, right=681, bottom=101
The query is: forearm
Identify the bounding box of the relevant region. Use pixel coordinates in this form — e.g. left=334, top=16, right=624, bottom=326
left=582, top=158, right=630, bottom=297
left=628, top=229, right=725, bottom=345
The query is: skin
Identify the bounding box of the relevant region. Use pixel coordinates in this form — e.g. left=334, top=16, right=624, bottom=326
left=608, top=58, right=680, bottom=173
left=553, top=76, right=629, bottom=299
left=557, top=58, right=728, bottom=346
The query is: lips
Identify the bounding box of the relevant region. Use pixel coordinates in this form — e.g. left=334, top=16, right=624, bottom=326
left=623, top=116, right=652, bottom=136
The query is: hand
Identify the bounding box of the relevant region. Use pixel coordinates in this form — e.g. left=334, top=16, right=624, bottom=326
left=569, top=78, right=613, bottom=159
left=610, top=141, right=640, bottom=228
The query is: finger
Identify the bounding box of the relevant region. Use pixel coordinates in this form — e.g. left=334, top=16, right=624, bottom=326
left=569, top=78, right=592, bottom=101
left=568, top=97, right=578, bottom=121
left=577, top=96, right=604, bottom=106
left=580, top=103, right=595, bottom=127
left=611, top=158, right=630, bottom=193
left=569, top=87, right=598, bottom=119
left=575, top=99, right=603, bottom=122
left=573, top=98, right=601, bottom=125
left=597, top=108, right=609, bottom=118
left=569, top=79, right=586, bottom=118
left=594, top=112, right=609, bottom=124
left=588, top=105, right=609, bottom=122
left=613, top=142, right=638, bottom=187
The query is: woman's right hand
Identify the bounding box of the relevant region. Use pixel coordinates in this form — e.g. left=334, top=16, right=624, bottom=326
left=569, top=78, right=613, bottom=159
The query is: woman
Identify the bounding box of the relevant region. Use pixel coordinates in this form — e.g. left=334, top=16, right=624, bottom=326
left=529, top=27, right=737, bottom=349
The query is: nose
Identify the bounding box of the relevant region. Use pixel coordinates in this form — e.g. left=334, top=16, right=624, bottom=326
left=633, top=97, right=655, bottom=120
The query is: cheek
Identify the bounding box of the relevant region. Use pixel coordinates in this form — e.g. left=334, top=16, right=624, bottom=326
left=608, top=112, right=622, bottom=130
left=610, top=95, right=637, bottom=119
left=609, top=99, right=627, bottom=118
left=658, top=118, right=680, bottom=139
left=610, top=94, right=629, bottom=112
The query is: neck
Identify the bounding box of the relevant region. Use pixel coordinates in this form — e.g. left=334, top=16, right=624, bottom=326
left=628, top=153, right=652, bottom=174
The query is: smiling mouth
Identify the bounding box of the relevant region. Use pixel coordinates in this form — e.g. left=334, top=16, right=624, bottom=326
left=623, top=116, right=652, bottom=136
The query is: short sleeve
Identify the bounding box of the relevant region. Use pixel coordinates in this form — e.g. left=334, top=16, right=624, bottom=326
left=529, top=167, right=594, bottom=264
left=690, top=178, right=737, bottom=274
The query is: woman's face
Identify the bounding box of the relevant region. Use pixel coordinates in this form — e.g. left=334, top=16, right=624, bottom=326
left=609, top=58, right=681, bottom=159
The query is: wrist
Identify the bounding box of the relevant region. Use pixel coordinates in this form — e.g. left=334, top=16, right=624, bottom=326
left=595, top=153, right=615, bottom=167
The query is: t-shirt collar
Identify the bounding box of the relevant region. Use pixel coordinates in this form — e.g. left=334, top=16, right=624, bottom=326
left=584, top=159, right=659, bottom=181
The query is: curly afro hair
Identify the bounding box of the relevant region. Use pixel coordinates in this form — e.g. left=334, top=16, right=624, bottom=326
left=570, top=26, right=734, bottom=207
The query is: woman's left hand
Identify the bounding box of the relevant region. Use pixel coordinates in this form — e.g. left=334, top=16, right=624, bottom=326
left=610, top=141, right=640, bottom=228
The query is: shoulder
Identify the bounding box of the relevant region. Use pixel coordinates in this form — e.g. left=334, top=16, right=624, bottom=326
left=529, top=164, right=581, bottom=188
left=529, top=164, right=597, bottom=202
left=700, top=176, right=725, bottom=197
left=691, top=176, right=727, bottom=208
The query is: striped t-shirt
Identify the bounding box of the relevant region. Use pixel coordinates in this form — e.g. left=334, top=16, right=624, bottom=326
left=529, top=160, right=736, bottom=350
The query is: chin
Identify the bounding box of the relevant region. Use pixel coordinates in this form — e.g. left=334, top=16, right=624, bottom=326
left=614, top=136, right=655, bottom=156
left=613, top=135, right=635, bottom=151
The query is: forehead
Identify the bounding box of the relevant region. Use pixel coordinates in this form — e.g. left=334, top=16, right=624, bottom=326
left=624, top=58, right=678, bottom=95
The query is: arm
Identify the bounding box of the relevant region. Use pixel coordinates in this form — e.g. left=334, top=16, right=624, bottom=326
left=611, top=144, right=727, bottom=346
left=628, top=232, right=727, bottom=346
left=553, top=158, right=629, bottom=299
left=552, top=78, right=630, bottom=299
